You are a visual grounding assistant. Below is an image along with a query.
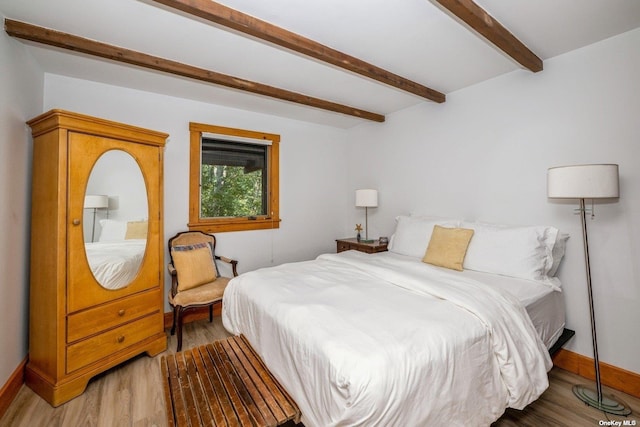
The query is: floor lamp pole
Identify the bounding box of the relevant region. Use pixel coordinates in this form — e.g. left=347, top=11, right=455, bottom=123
left=580, top=198, right=602, bottom=401
left=91, top=207, right=98, bottom=243
left=572, top=198, right=631, bottom=415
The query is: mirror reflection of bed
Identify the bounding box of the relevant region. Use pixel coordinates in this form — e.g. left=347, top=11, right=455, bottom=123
left=83, top=149, right=148, bottom=290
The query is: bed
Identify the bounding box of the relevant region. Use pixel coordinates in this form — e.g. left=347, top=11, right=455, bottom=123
left=222, top=216, right=568, bottom=426
left=85, top=239, right=146, bottom=289
left=84, top=219, right=148, bottom=289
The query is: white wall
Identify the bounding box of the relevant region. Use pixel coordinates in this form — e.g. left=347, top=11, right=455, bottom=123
left=0, top=25, right=43, bottom=387
left=346, top=28, right=640, bottom=374
left=43, top=74, right=350, bottom=310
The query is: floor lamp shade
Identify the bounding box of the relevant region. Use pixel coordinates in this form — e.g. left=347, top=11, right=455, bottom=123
left=547, top=164, right=619, bottom=199
left=84, top=194, right=109, bottom=209
left=546, top=163, right=629, bottom=415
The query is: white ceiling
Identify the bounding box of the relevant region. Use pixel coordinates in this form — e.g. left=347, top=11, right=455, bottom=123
left=2, top=0, right=640, bottom=128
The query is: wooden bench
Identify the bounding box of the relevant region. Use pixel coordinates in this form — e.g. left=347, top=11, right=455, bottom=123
left=161, top=335, right=301, bottom=427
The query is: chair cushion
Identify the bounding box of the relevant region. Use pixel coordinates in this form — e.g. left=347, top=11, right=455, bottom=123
left=171, top=242, right=218, bottom=291
left=170, top=277, right=230, bottom=307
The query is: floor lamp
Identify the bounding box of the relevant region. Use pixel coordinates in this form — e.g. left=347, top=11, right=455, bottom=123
left=355, top=189, right=378, bottom=243
left=547, top=164, right=630, bottom=416
left=84, top=194, right=109, bottom=243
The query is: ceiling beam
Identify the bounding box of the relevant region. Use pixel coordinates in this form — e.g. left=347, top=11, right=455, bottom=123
left=433, top=0, right=543, bottom=72
left=151, top=0, right=446, bottom=103
left=4, top=19, right=385, bottom=123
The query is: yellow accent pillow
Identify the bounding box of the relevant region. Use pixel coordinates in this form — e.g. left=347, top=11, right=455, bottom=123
left=125, top=221, right=148, bottom=239
left=171, top=243, right=218, bottom=291
left=422, top=225, right=474, bottom=271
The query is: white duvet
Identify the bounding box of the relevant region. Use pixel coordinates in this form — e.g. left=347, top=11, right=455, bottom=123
left=222, top=250, right=552, bottom=426
left=85, top=239, right=146, bottom=289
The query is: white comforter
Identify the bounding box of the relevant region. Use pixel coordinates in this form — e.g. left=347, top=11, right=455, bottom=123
left=85, top=239, right=146, bottom=289
left=222, top=251, right=552, bottom=426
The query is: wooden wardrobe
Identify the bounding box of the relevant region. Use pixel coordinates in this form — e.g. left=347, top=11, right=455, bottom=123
left=25, top=110, right=168, bottom=406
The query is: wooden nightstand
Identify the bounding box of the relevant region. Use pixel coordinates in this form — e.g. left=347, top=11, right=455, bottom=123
left=336, top=238, right=388, bottom=254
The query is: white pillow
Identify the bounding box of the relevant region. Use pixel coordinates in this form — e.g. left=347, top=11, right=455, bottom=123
left=388, top=215, right=461, bottom=258
left=462, top=221, right=559, bottom=282
left=98, top=219, right=127, bottom=242
left=548, top=233, right=570, bottom=277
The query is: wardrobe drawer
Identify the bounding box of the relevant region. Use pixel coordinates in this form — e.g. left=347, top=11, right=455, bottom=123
left=67, top=289, right=161, bottom=343
left=66, top=312, right=161, bottom=373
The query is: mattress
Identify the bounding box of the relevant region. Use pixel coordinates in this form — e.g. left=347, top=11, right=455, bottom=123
left=381, top=252, right=566, bottom=350
left=461, top=268, right=565, bottom=350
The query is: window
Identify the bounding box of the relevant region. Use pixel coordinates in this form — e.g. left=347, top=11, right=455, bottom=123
left=189, top=122, right=280, bottom=232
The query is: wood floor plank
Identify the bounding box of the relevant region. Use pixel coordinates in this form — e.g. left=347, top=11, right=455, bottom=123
left=3, top=317, right=640, bottom=426
left=132, top=353, right=167, bottom=426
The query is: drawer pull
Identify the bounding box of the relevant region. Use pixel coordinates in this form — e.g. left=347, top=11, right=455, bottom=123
left=118, top=309, right=126, bottom=317
left=117, top=335, right=125, bottom=343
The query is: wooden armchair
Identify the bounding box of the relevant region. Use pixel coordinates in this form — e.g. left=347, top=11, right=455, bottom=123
left=167, top=231, right=238, bottom=351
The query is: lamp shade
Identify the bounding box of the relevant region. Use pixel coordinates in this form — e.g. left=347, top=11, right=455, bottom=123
left=547, top=164, right=619, bottom=199
left=355, top=189, right=378, bottom=207
left=84, top=194, right=109, bottom=209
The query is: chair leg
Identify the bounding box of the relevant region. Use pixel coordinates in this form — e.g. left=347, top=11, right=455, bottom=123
left=171, top=305, right=178, bottom=336
left=209, top=304, right=213, bottom=323
left=176, top=306, right=184, bottom=352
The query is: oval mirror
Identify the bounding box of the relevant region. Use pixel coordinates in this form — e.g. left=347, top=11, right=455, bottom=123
left=83, top=149, right=148, bottom=290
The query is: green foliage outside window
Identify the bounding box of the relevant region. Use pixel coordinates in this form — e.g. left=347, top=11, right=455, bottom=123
left=200, top=164, right=264, bottom=218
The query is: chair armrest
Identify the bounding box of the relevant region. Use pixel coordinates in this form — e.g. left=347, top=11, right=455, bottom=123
left=168, top=263, right=177, bottom=276
left=168, top=263, right=178, bottom=295
left=215, top=255, right=239, bottom=277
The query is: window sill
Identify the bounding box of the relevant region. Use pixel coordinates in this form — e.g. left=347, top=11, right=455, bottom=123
left=188, top=217, right=281, bottom=233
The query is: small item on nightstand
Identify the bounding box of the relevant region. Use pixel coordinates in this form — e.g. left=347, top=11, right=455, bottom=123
left=355, top=224, right=363, bottom=242
left=379, top=236, right=389, bottom=244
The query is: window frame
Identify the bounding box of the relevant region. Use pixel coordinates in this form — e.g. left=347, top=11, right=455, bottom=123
left=188, top=122, right=280, bottom=233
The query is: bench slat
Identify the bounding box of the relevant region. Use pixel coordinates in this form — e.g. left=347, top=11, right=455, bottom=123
left=185, top=350, right=215, bottom=426
left=192, top=347, right=228, bottom=426
left=166, top=354, right=190, bottom=426
left=160, top=356, right=176, bottom=427
left=237, top=336, right=300, bottom=420
left=203, top=343, right=246, bottom=426
left=220, top=338, right=278, bottom=426
left=176, top=353, right=203, bottom=427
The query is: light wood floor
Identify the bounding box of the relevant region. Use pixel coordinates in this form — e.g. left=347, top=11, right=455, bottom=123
left=2, top=318, right=639, bottom=426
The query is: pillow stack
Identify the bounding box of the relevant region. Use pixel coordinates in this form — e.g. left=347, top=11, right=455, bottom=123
left=388, top=214, right=567, bottom=282
left=388, top=215, right=460, bottom=258
left=461, top=221, right=559, bottom=282
left=98, top=219, right=148, bottom=242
